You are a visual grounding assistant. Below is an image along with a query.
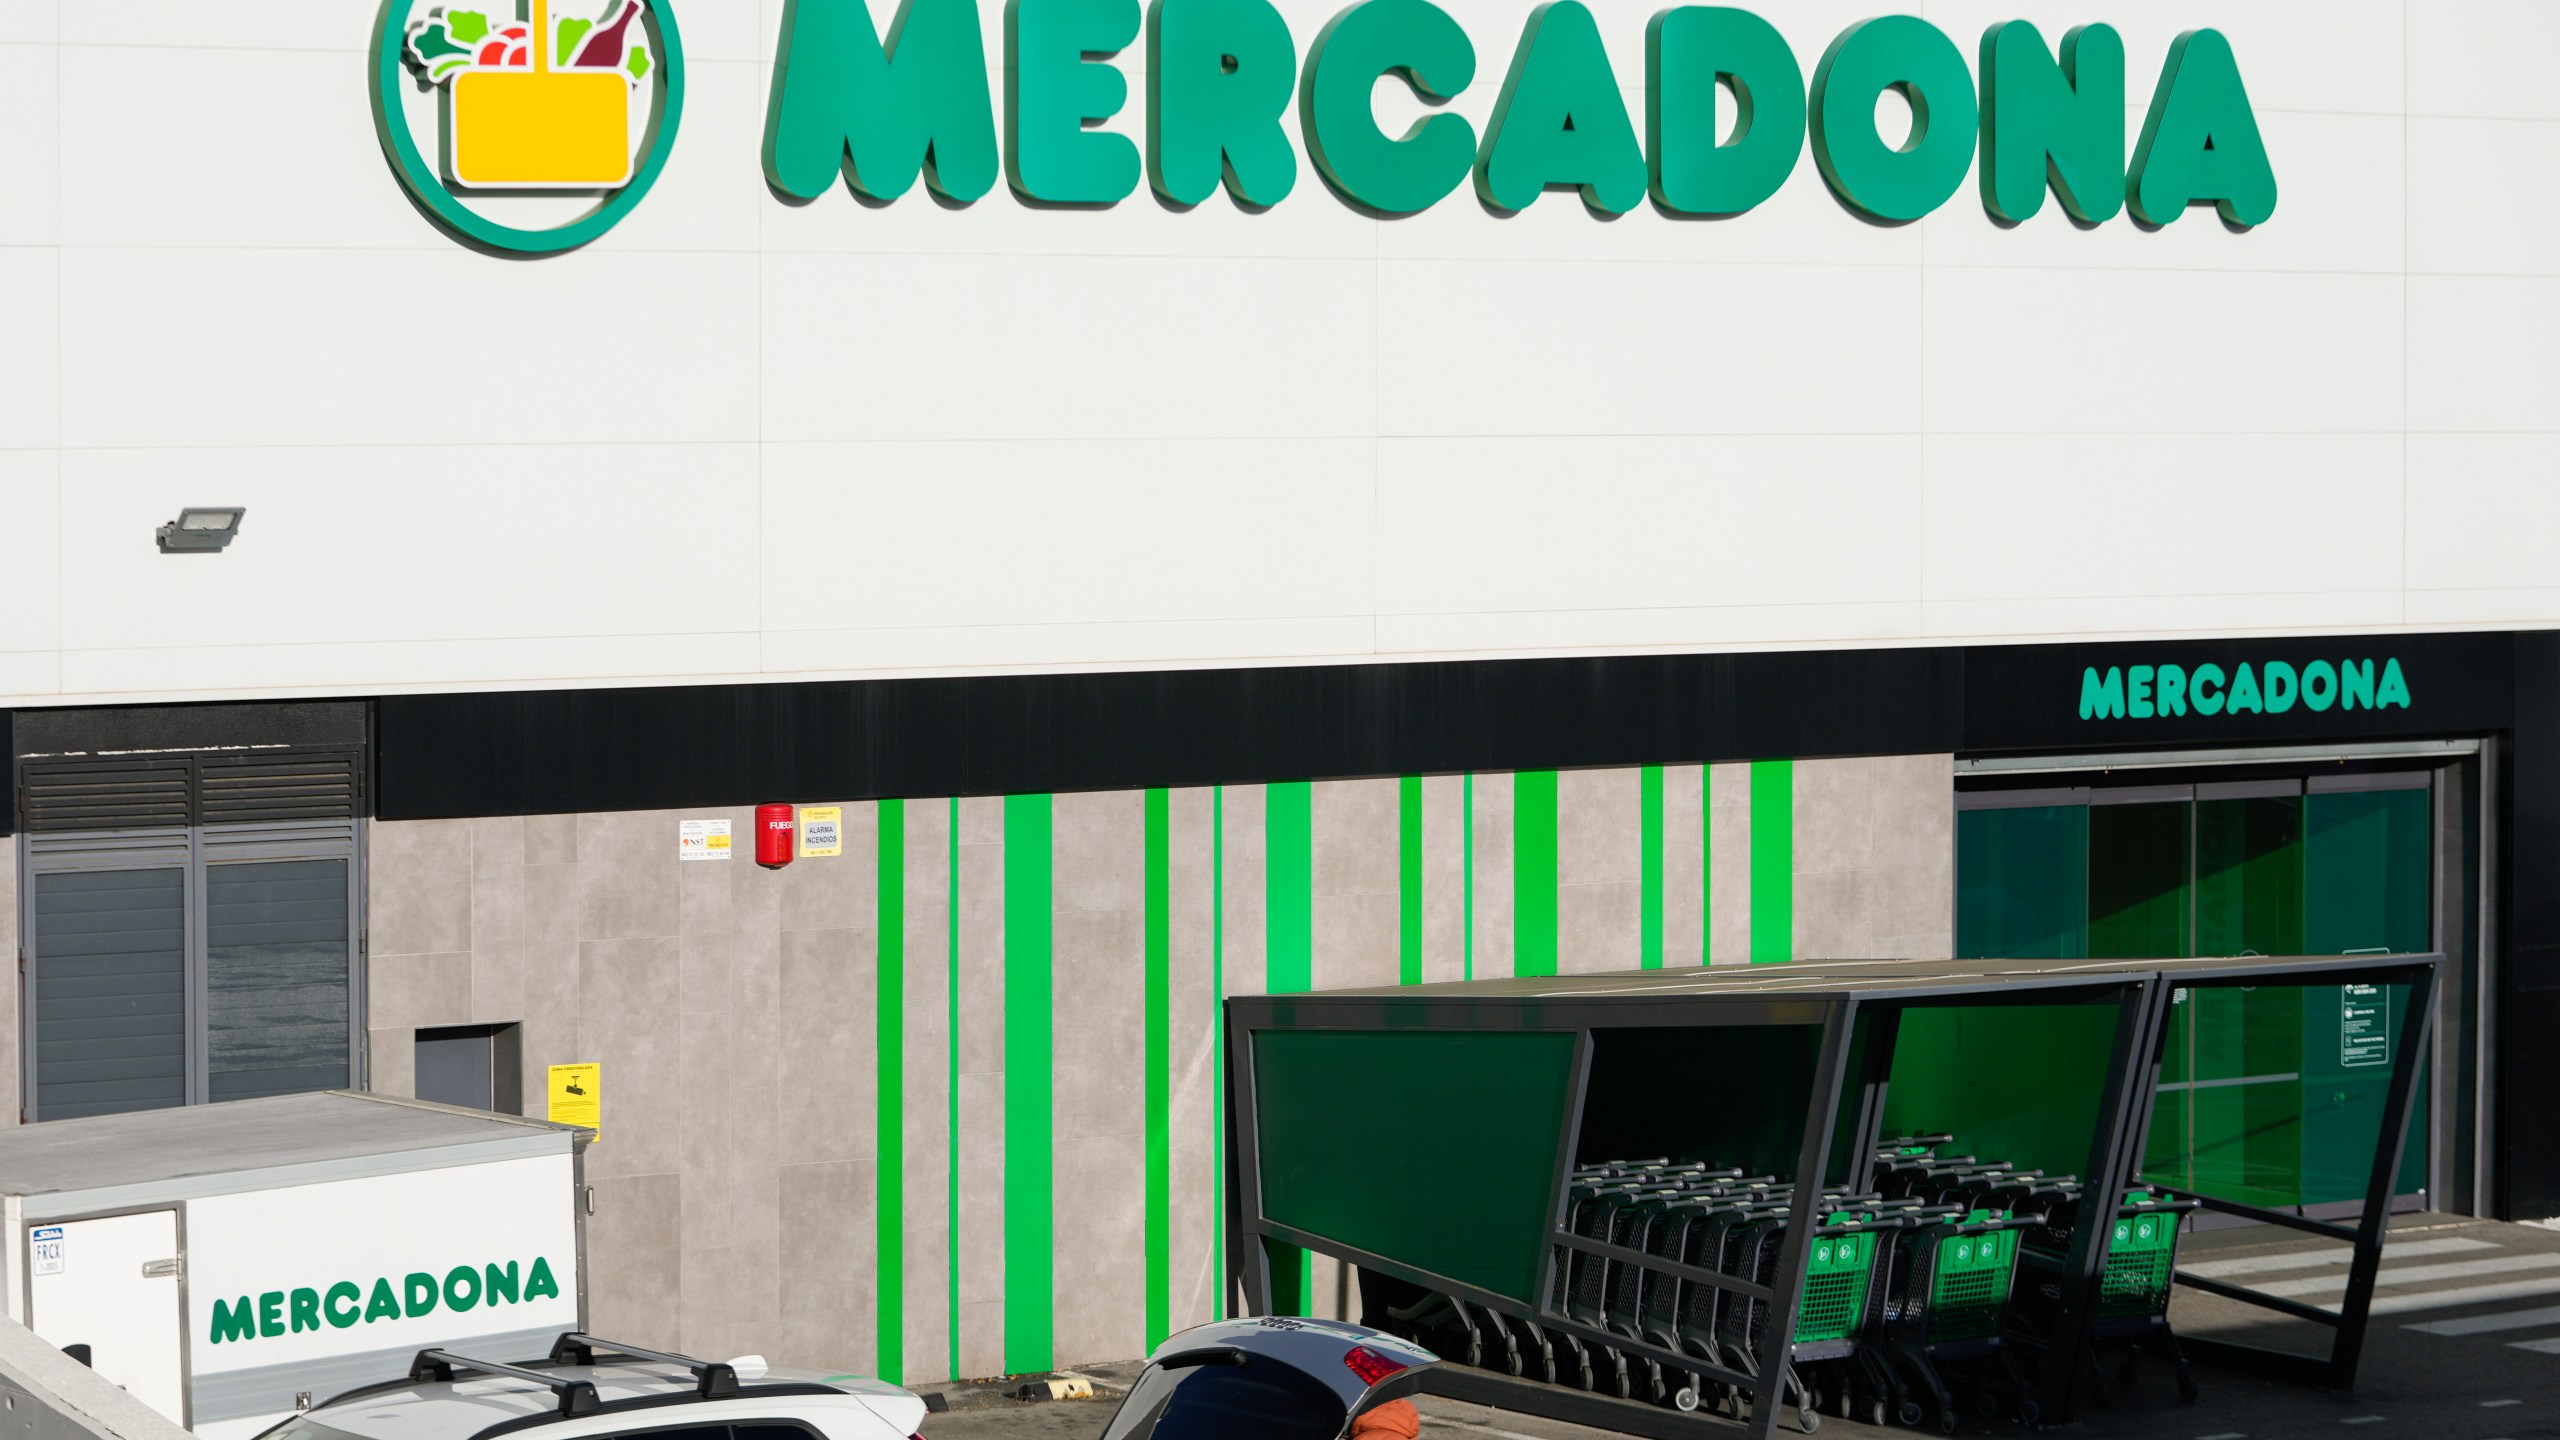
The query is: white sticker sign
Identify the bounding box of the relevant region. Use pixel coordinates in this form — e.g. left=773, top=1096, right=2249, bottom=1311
left=30, top=1226, right=64, bottom=1277
left=678, top=818, right=732, bottom=861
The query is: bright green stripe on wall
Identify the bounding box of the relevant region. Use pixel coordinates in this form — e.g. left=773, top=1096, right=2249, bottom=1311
left=877, top=799, right=905, bottom=1384
left=1267, top=781, right=1312, bottom=995
left=1143, top=789, right=1172, bottom=1351
left=947, top=797, right=961, bottom=1381
left=1003, top=793, right=1054, bottom=1372
left=1750, top=760, right=1793, bottom=965
left=1640, top=766, right=1664, bottom=970
left=1399, top=777, right=1423, bottom=985
left=1701, top=766, right=1713, bottom=966
left=1462, top=774, right=1475, bottom=981
left=1264, top=780, right=1313, bottom=1315
left=1515, top=770, right=1559, bottom=977
left=1211, top=786, right=1225, bottom=1319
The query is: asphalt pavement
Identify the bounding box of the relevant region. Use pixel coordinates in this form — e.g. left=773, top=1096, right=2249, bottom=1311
left=923, top=1215, right=2560, bottom=1440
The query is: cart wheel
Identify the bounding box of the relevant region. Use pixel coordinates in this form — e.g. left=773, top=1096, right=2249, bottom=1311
left=1934, top=1409, right=1959, bottom=1436
left=1797, top=1403, right=1822, bottom=1435
left=1976, top=1389, right=2001, bottom=1417
left=1868, top=1398, right=1889, bottom=1428
left=1673, top=1387, right=1701, bottom=1413
left=2016, top=1399, right=2041, bottom=1427
left=2176, top=1363, right=2199, bottom=1405
left=1898, top=1401, right=1925, bottom=1427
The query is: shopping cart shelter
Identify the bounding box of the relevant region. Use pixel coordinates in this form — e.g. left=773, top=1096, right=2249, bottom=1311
left=1231, top=955, right=2438, bottom=1436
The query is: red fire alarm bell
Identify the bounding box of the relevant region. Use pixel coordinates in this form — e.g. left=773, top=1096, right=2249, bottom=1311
left=755, top=804, right=796, bottom=869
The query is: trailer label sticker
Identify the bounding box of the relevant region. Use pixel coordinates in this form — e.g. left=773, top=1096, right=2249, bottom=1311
left=30, top=1226, right=63, bottom=1277
left=2341, top=984, right=2391, bottom=1067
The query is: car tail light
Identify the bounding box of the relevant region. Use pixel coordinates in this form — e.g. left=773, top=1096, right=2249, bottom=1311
left=1343, top=1346, right=1408, bottom=1387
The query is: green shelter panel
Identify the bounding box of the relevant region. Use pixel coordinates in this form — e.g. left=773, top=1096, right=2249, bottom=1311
left=1252, top=1028, right=1578, bottom=1306
left=1576, top=1025, right=1827, bottom=1181
left=1882, top=1003, right=2124, bottom=1178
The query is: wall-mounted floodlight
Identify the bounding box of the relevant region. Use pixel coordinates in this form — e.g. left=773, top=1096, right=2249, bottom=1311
left=157, top=507, right=245, bottom=553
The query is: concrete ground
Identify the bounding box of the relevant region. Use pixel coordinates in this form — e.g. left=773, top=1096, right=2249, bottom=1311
left=923, top=1216, right=2560, bottom=1440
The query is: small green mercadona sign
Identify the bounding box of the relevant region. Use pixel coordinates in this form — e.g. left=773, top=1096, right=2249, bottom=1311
left=2079, top=658, right=2412, bottom=722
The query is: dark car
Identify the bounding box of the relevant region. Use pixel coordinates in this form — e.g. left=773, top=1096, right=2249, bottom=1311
left=1099, top=1318, right=1439, bottom=1440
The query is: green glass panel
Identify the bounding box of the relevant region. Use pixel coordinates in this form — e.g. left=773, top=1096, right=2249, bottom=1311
left=2143, top=986, right=2306, bottom=1208
left=2298, top=982, right=2423, bottom=1203
left=1883, top=1004, right=2124, bottom=1178
left=2304, top=789, right=2431, bottom=958
left=2305, top=786, right=2431, bottom=1199
left=2194, top=797, right=2303, bottom=958
left=1956, top=806, right=2087, bottom=960
left=1253, top=1028, right=1577, bottom=1305
left=2089, top=802, right=2190, bottom=959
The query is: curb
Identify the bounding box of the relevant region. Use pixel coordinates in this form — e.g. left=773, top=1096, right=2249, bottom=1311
left=919, top=1365, right=1138, bottom=1414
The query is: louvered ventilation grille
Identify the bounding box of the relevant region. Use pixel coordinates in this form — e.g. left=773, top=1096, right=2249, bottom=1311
left=200, top=751, right=363, bottom=824
left=19, top=748, right=362, bottom=832
left=18, top=759, right=194, bottom=832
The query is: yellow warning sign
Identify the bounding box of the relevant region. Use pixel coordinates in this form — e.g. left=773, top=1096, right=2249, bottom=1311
left=799, top=805, right=844, bottom=858
left=548, top=1062, right=601, bottom=1142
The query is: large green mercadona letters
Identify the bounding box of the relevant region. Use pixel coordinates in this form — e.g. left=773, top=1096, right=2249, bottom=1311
left=763, top=1, right=2277, bottom=225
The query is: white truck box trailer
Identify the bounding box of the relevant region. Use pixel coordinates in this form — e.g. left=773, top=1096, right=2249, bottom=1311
left=0, top=1092, right=588, bottom=1440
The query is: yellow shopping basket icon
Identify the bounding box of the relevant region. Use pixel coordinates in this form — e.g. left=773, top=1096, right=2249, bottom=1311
left=452, top=0, right=632, bottom=189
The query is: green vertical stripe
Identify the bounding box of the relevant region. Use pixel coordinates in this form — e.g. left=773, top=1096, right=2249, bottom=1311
left=947, top=797, right=960, bottom=1381
left=1211, top=786, right=1225, bottom=1321
left=1264, top=780, right=1312, bottom=1315
left=1701, top=766, right=1713, bottom=966
left=1143, top=789, right=1172, bottom=1351
left=876, top=800, right=905, bottom=1384
left=1640, top=766, right=1664, bottom=970
left=1750, top=760, right=1793, bottom=965
left=1399, top=776, right=1423, bottom=985
left=1514, top=770, right=1558, bottom=977
left=1267, top=781, right=1312, bottom=995
left=1462, top=774, right=1475, bottom=981
left=1003, top=793, right=1054, bottom=1372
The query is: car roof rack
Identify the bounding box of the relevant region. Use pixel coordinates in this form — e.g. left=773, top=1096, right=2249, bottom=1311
left=409, top=1351, right=601, bottom=1417
left=549, top=1333, right=741, bottom=1399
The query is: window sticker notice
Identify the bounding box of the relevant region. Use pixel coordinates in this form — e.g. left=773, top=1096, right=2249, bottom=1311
left=30, top=1226, right=63, bottom=1277
left=678, top=818, right=731, bottom=861
left=2341, top=984, right=2391, bottom=1068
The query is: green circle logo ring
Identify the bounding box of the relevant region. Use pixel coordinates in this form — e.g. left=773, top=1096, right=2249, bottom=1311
left=371, top=1, right=686, bottom=255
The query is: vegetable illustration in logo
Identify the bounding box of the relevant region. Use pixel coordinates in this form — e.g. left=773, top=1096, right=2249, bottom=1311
left=401, top=0, right=655, bottom=189
left=374, top=0, right=684, bottom=254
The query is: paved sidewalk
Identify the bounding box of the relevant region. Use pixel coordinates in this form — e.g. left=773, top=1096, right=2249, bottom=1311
left=924, top=1217, right=2560, bottom=1440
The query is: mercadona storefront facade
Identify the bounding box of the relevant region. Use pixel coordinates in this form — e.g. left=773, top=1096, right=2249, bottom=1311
left=1, top=0, right=2555, bottom=1400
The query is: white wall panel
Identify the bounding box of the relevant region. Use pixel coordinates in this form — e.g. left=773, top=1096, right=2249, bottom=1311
left=2406, top=438, right=2560, bottom=625
left=0, top=0, right=2551, bottom=708
left=58, top=248, right=760, bottom=449
left=0, top=450, right=57, bottom=657
left=0, top=247, right=56, bottom=451
left=0, top=41, right=56, bottom=246
left=1923, top=268, right=2404, bottom=436
left=2410, top=276, right=2560, bottom=434
left=2413, top=1, right=2560, bottom=122
left=2409, top=118, right=2560, bottom=276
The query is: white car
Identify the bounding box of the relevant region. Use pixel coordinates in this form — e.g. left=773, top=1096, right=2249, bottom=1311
left=259, top=1334, right=928, bottom=1440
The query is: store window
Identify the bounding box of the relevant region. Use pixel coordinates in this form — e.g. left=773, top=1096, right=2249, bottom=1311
left=19, top=822, right=362, bottom=1121
left=1957, top=772, right=2433, bottom=1209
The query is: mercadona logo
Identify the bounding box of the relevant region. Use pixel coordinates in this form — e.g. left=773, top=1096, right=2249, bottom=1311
left=370, top=1, right=685, bottom=255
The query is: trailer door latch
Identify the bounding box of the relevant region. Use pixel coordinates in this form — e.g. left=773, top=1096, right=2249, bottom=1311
left=142, top=1259, right=181, bottom=1280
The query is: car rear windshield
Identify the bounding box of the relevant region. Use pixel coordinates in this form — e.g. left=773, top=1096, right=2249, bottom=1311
left=1100, top=1361, right=1346, bottom=1440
